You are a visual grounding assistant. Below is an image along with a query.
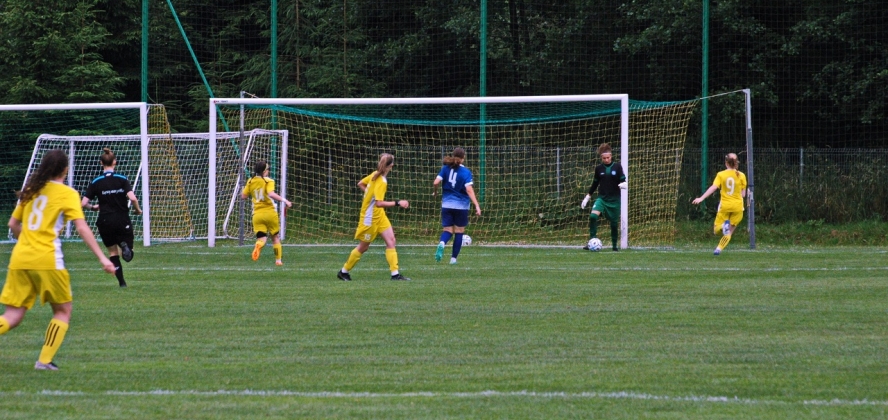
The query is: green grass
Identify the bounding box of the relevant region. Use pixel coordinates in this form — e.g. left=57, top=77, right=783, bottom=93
left=1, top=241, right=887, bottom=419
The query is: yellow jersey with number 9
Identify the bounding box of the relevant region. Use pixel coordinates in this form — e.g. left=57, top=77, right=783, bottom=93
left=242, top=176, right=277, bottom=215
left=9, top=181, right=85, bottom=270
left=713, top=169, right=747, bottom=213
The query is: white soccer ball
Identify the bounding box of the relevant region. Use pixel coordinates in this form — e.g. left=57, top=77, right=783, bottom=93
left=587, top=238, right=602, bottom=251
left=462, top=234, right=472, bottom=246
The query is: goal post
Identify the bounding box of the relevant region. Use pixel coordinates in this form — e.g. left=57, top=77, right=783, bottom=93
left=0, top=103, right=151, bottom=244
left=3, top=101, right=287, bottom=245
left=17, top=129, right=288, bottom=244
left=209, top=95, right=697, bottom=248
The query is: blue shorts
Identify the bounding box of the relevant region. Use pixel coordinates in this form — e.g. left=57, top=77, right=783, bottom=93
left=441, top=208, right=469, bottom=228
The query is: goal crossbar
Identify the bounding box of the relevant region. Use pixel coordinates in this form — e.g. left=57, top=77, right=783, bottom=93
left=208, top=95, right=629, bottom=248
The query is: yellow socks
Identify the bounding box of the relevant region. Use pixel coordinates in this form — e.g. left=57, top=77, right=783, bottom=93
left=385, top=248, right=399, bottom=273
left=273, top=243, right=282, bottom=262
left=38, top=319, right=68, bottom=364
left=717, top=234, right=732, bottom=251
left=0, top=315, right=10, bottom=335
left=343, top=248, right=363, bottom=272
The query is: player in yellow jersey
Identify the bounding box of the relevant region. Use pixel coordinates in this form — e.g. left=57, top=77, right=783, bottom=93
left=241, top=161, right=292, bottom=266
left=0, top=149, right=115, bottom=371
left=692, top=152, right=748, bottom=255
left=337, top=153, right=411, bottom=281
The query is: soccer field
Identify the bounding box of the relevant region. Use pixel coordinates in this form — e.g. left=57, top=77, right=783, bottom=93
left=1, top=243, right=886, bottom=419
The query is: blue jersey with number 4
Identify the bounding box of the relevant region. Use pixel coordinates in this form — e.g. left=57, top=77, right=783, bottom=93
left=437, top=165, right=473, bottom=210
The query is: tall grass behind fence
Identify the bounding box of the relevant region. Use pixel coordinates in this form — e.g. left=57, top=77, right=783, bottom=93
left=679, top=148, right=888, bottom=223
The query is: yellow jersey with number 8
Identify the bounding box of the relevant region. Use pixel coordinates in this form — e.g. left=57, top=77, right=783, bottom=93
left=9, top=181, right=85, bottom=270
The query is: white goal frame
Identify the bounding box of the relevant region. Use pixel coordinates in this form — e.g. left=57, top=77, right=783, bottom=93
left=208, top=95, right=629, bottom=248
left=0, top=103, right=151, bottom=244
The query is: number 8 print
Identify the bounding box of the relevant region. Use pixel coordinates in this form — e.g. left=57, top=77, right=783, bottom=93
left=27, top=195, right=49, bottom=230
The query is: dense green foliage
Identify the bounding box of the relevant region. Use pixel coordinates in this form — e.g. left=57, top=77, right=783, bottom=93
left=1, top=243, right=886, bottom=418
left=0, top=0, right=885, bottom=147
left=0, top=1, right=885, bottom=224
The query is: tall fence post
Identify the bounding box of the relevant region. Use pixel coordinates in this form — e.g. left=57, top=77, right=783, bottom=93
left=799, top=147, right=804, bottom=190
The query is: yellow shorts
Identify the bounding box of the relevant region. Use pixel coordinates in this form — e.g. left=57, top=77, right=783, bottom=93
left=713, top=209, right=744, bottom=234
left=1, top=269, right=73, bottom=309
left=353, top=215, right=392, bottom=243
left=252, top=211, right=281, bottom=237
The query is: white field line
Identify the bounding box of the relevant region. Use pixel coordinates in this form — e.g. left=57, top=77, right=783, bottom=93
left=0, top=390, right=882, bottom=406
left=81, top=265, right=888, bottom=273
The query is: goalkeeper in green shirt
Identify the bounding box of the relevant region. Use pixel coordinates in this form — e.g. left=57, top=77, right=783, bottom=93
left=581, top=143, right=627, bottom=251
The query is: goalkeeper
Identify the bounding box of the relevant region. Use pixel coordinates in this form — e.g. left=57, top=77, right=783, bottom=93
left=581, top=143, right=626, bottom=251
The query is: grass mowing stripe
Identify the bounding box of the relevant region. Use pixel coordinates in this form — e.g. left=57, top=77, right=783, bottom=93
left=0, top=389, right=888, bottom=406
left=1, top=243, right=885, bottom=418
left=3, top=390, right=888, bottom=407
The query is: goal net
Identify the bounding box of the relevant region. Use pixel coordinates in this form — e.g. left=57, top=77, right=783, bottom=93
left=209, top=96, right=697, bottom=248
left=0, top=103, right=150, bottom=242
left=3, top=103, right=288, bottom=244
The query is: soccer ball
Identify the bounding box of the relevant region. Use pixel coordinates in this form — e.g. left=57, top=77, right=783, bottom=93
left=462, top=234, right=472, bottom=246
left=587, top=238, right=602, bottom=251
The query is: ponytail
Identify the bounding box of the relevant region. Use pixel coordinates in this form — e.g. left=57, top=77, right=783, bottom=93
left=18, top=149, right=69, bottom=203
left=443, top=147, right=466, bottom=169
left=372, top=153, right=394, bottom=181
left=253, top=161, right=269, bottom=177
left=100, top=147, right=116, bottom=167
left=725, top=153, right=740, bottom=177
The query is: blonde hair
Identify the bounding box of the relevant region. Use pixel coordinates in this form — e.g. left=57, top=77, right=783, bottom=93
left=371, top=153, right=394, bottom=181
left=725, top=153, right=740, bottom=177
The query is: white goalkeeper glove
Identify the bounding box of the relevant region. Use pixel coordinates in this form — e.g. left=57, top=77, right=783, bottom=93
left=581, top=194, right=591, bottom=209
left=618, top=181, right=628, bottom=190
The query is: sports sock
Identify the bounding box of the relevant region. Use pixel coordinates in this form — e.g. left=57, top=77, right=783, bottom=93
left=343, top=248, right=363, bottom=271
left=110, top=255, right=125, bottom=286
left=0, top=315, right=10, bottom=335
left=610, top=221, right=619, bottom=249
left=588, top=213, right=599, bottom=239
left=385, top=248, right=399, bottom=273
left=273, top=243, right=282, bottom=261
left=439, top=231, right=453, bottom=244
left=453, top=233, right=464, bottom=259
left=38, top=319, right=69, bottom=364
left=718, top=234, right=732, bottom=250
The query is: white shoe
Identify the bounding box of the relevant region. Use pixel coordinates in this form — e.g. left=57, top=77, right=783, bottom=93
left=35, top=361, right=59, bottom=370
left=721, top=220, right=731, bottom=236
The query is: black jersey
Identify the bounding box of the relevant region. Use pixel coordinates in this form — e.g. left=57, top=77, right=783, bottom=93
left=84, top=171, right=134, bottom=215
left=587, top=162, right=626, bottom=200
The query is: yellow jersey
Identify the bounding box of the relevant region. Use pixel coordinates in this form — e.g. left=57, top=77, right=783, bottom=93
left=713, top=169, right=747, bottom=213
left=9, top=181, right=85, bottom=270
left=242, top=176, right=277, bottom=215
left=358, top=172, right=388, bottom=226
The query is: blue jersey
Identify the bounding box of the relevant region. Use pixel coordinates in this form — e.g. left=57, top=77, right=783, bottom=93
left=436, top=165, right=473, bottom=210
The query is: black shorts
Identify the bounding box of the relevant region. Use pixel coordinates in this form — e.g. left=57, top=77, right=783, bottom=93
left=96, top=213, right=134, bottom=248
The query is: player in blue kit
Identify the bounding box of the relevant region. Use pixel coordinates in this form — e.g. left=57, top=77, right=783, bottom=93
left=432, top=147, right=481, bottom=264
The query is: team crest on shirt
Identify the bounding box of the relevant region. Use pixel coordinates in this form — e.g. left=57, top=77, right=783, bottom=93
left=611, top=170, right=616, bottom=175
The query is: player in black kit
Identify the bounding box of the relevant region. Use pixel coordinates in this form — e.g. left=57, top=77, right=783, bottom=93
left=81, top=148, right=143, bottom=287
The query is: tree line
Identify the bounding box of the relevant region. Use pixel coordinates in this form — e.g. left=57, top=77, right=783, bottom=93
left=0, top=0, right=885, bottom=148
